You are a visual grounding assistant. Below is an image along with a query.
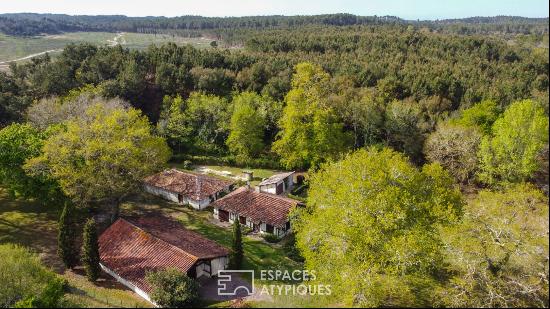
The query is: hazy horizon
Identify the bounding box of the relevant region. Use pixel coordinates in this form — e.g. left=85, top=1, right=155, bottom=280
left=1, top=0, right=548, bottom=21
left=1, top=12, right=549, bottom=21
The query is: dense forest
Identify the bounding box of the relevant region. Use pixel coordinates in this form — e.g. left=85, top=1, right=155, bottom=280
left=1, top=13, right=548, bottom=38
left=1, top=17, right=548, bottom=165
left=0, top=13, right=548, bottom=308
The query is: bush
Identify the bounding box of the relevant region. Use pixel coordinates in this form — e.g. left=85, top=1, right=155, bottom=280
left=181, top=160, right=193, bottom=170
left=262, top=233, right=280, bottom=243
left=145, top=268, right=199, bottom=308
left=0, top=244, right=67, bottom=308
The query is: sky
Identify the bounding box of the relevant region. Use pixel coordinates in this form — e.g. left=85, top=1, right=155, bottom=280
left=0, top=0, right=548, bottom=20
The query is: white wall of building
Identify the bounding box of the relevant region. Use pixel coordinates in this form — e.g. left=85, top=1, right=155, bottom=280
left=259, top=183, right=278, bottom=194
left=100, top=263, right=156, bottom=306
left=145, top=184, right=232, bottom=210
left=144, top=184, right=179, bottom=203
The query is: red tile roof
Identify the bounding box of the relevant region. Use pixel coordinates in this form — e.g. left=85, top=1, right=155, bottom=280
left=98, top=216, right=229, bottom=293
left=143, top=169, right=234, bottom=201
left=212, top=187, right=301, bottom=227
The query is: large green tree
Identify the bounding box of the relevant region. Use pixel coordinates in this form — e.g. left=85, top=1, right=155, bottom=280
left=439, top=184, right=548, bottom=307
left=478, top=99, right=549, bottom=185
left=226, top=92, right=266, bottom=163
left=158, top=92, right=232, bottom=154
left=293, top=147, right=464, bottom=307
left=452, top=99, right=501, bottom=135
left=25, top=103, right=171, bottom=214
left=0, top=123, right=61, bottom=203
left=273, top=62, right=351, bottom=169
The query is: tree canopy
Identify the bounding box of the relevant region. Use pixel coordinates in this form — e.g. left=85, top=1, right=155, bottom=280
left=226, top=92, right=266, bottom=164
left=273, top=62, right=351, bottom=169
left=293, top=147, right=464, bottom=306
left=478, top=99, right=549, bottom=185
left=440, top=184, right=549, bottom=307
left=25, top=103, right=171, bottom=207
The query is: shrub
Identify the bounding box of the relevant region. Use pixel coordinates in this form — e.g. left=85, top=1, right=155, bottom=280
left=181, top=160, right=193, bottom=170
left=262, top=233, right=280, bottom=243
left=145, top=268, right=199, bottom=308
left=242, top=226, right=253, bottom=235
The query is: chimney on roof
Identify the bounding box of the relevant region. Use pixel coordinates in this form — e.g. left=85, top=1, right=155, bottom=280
left=255, top=186, right=260, bottom=193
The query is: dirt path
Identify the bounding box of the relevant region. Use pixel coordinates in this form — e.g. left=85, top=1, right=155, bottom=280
left=0, top=32, right=125, bottom=68
left=107, top=32, right=126, bottom=46
left=0, top=49, right=62, bottom=66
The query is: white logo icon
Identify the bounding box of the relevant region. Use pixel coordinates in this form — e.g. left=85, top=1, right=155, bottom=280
left=217, top=270, right=255, bottom=296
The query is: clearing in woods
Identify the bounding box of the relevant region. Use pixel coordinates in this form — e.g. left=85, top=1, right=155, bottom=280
left=0, top=32, right=215, bottom=70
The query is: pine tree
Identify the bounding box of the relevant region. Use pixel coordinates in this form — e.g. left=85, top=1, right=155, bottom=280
left=57, top=202, right=79, bottom=269
left=230, top=219, right=243, bottom=269
left=81, top=218, right=101, bottom=281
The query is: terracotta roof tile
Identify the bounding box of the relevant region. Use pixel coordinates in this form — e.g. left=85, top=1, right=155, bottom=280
left=98, top=216, right=229, bottom=293
left=143, top=169, right=234, bottom=201
left=212, top=187, right=301, bottom=227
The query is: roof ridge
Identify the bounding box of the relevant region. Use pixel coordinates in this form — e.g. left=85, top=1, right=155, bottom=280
left=119, top=218, right=200, bottom=262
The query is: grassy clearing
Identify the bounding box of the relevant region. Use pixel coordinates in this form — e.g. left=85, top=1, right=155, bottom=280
left=0, top=31, right=213, bottom=64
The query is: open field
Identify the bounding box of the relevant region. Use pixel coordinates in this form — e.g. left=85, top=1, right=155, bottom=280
left=0, top=31, right=214, bottom=69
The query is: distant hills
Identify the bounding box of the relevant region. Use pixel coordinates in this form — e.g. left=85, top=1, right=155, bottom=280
left=0, top=13, right=548, bottom=37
